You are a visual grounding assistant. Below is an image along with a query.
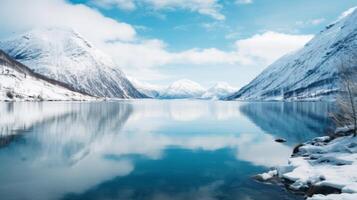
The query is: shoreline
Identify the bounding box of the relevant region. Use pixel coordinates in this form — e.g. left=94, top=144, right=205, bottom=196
left=255, top=130, right=357, bottom=200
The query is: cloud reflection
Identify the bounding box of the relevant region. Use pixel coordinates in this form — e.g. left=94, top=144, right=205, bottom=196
left=0, top=100, right=330, bottom=200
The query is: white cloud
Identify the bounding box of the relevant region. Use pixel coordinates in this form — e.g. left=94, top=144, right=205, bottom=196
left=0, top=0, right=136, bottom=43
left=92, top=0, right=225, bottom=20
left=201, top=21, right=227, bottom=31
left=0, top=0, right=313, bottom=82
left=165, top=31, right=313, bottom=67
left=174, top=48, right=241, bottom=65
left=234, top=31, right=313, bottom=65
left=107, top=31, right=312, bottom=81
left=235, top=0, right=253, bottom=4
left=94, top=32, right=312, bottom=81
left=92, top=0, right=136, bottom=10
left=101, top=39, right=173, bottom=80
left=311, top=18, right=325, bottom=25
left=296, top=18, right=325, bottom=26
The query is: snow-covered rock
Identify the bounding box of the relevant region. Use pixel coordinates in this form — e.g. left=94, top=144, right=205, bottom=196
left=0, top=27, right=146, bottom=99
left=159, top=79, right=206, bottom=99
left=201, top=82, right=237, bottom=100
left=278, top=135, right=357, bottom=200
left=0, top=49, right=92, bottom=101
left=255, top=170, right=278, bottom=181
left=226, top=8, right=357, bottom=101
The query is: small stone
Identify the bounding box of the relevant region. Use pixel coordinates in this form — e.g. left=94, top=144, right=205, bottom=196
left=275, top=138, right=287, bottom=143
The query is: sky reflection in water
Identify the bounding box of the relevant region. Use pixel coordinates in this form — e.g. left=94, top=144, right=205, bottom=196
left=0, top=100, right=333, bottom=200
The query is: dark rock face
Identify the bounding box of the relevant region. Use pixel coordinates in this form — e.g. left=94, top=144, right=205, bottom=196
left=306, top=185, right=341, bottom=197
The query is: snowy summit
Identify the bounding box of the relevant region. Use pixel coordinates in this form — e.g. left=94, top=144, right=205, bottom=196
left=159, top=79, right=206, bottom=99
left=201, top=82, right=237, bottom=100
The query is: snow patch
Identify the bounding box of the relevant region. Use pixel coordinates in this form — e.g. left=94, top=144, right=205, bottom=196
left=277, top=135, right=357, bottom=200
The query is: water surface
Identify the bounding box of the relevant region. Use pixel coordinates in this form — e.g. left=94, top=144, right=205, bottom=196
left=0, top=100, right=333, bottom=200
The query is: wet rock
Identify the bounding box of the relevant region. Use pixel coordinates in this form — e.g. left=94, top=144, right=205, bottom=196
left=306, top=185, right=341, bottom=197
left=292, top=144, right=304, bottom=155
left=275, top=138, right=287, bottom=143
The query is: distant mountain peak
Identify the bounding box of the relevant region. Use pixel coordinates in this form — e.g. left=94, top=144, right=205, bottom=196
left=130, top=78, right=237, bottom=100
left=202, top=82, right=237, bottom=100
left=160, top=79, right=205, bottom=99
left=168, top=79, right=205, bottom=91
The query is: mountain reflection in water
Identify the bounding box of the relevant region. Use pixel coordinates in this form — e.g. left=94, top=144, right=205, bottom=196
left=0, top=100, right=331, bottom=200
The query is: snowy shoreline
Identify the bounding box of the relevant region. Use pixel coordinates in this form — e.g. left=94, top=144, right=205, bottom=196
left=255, top=130, right=357, bottom=200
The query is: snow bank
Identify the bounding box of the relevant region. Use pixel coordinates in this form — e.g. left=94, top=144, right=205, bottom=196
left=276, top=135, right=357, bottom=200
left=308, top=193, right=357, bottom=200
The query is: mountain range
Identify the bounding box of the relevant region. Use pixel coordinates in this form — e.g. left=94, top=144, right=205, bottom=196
left=130, top=79, right=237, bottom=99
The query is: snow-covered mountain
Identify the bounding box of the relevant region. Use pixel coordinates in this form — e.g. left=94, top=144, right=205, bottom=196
left=226, top=8, right=357, bottom=101
left=0, top=49, right=91, bottom=101
left=159, top=79, right=206, bottom=99
left=201, top=82, right=237, bottom=100
left=130, top=79, right=237, bottom=99
left=128, top=77, right=165, bottom=98
left=0, top=28, right=146, bottom=99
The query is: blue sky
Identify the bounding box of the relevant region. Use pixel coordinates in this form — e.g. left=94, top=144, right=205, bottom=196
left=0, top=0, right=356, bottom=88
left=71, top=0, right=355, bottom=51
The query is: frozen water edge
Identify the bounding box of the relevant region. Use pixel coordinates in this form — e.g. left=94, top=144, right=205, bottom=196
left=256, top=132, right=357, bottom=200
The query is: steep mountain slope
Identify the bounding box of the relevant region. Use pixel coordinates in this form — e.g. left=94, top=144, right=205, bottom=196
left=159, top=79, right=206, bottom=99
left=0, top=28, right=146, bottom=99
left=226, top=8, right=357, bottom=101
left=201, top=82, right=237, bottom=100
left=0, top=50, right=91, bottom=101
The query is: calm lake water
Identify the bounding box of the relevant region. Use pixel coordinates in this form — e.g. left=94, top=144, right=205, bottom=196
left=0, top=100, right=333, bottom=200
